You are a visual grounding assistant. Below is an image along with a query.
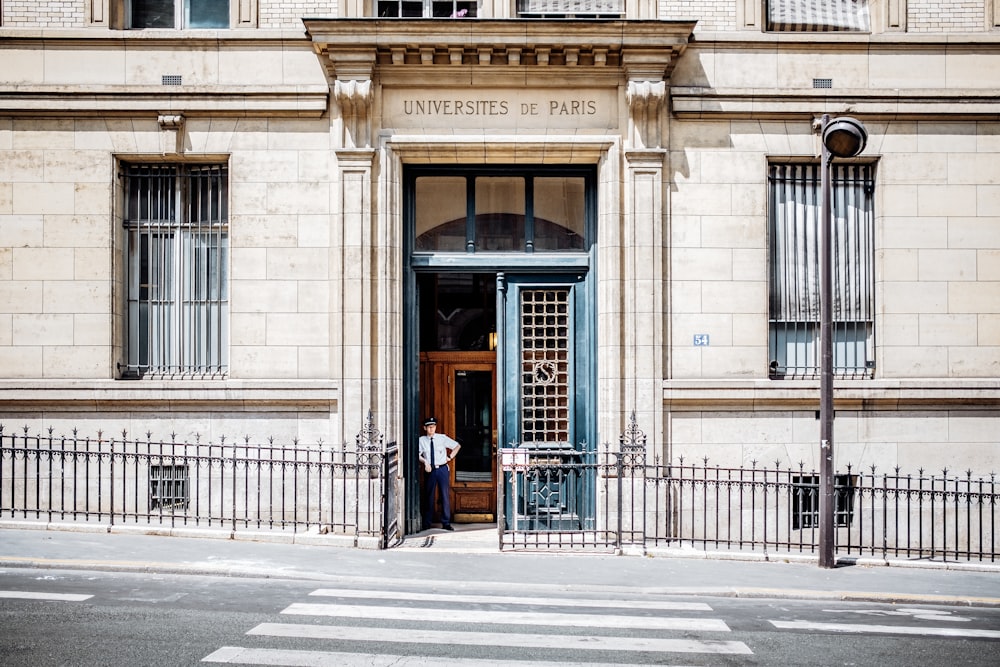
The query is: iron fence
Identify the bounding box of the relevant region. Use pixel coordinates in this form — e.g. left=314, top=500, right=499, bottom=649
left=4, top=413, right=997, bottom=562
left=500, top=415, right=999, bottom=562
left=0, top=415, right=397, bottom=543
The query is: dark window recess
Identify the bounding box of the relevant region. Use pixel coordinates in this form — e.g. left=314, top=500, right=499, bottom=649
left=150, top=464, right=190, bottom=509
left=792, top=474, right=856, bottom=529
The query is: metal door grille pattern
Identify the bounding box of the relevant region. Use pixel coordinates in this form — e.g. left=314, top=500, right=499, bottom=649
left=520, top=289, right=570, bottom=444
left=123, top=164, right=229, bottom=378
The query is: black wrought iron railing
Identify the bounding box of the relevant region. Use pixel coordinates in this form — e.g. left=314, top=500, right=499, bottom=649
left=3, top=414, right=997, bottom=561
left=0, top=417, right=397, bottom=543
left=499, top=416, right=999, bottom=562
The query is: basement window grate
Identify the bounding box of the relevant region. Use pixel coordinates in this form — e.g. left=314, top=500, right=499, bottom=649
left=792, top=474, right=856, bottom=529
left=812, top=78, right=833, bottom=89
left=150, top=464, right=190, bottom=510
left=162, top=75, right=183, bottom=86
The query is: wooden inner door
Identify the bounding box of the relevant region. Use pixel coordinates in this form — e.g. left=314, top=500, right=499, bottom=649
left=420, top=351, right=497, bottom=522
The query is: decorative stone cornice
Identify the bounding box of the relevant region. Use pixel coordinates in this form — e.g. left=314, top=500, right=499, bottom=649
left=303, top=19, right=695, bottom=86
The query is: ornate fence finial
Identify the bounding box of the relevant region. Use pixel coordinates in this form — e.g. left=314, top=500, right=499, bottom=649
left=617, top=410, right=647, bottom=470
left=356, top=409, right=385, bottom=465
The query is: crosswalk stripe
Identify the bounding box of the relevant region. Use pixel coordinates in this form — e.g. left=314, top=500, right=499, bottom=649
left=0, top=590, right=93, bottom=601
left=249, top=622, right=753, bottom=655
left=770, top=620, right=1000, bottom=639
left=203, top=645, right=701, bottom=666
left=309, top=588, right=713, bottom=611
left=282, top=602, right=730, bottom=632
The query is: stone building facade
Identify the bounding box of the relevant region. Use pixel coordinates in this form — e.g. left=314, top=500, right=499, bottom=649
left=1, top=1, right=998, bottom=532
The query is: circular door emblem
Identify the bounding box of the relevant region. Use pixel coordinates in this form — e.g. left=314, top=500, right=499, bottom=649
left=533, top=361, right=558, bottom=385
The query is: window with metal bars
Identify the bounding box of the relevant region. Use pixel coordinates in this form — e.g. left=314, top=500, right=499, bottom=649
left=768, top=162, right=875, bottom=379
left=791, top=474, right=856, bottom=529
left=149, top=464, right=190, bottom=509
left=766, top=0, right=870, bottom=32
left=517, top=0, right=623, bottom=17
left=122, top=164, right=229, bottom=378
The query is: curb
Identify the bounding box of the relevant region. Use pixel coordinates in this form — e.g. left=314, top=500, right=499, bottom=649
left=0, top=520, right=375, bottom=549
left=636, top=545, right=1000, bottom=574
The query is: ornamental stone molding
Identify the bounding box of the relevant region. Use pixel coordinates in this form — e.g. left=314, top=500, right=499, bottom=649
left=334, top=79, right=374, bottom=149
left=626, top=80, right=666, bottom=149
left=304, top=20, right=694, bottom=150
left=157, top=113, right=185, bottom=154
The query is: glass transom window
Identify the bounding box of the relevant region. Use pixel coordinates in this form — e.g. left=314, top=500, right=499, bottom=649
left=413, top=168, right=592, bottom=253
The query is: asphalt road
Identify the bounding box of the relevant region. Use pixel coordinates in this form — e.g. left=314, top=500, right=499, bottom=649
left=2, top=566, right=999, bottom=666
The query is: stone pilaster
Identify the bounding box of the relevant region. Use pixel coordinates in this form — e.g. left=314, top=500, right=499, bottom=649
left=333, top=149, right=377, bottom=444
left=623, top=150, right=666, bottom=457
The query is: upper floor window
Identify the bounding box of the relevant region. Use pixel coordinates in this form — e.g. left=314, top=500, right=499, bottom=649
left=518, top=0, right=623, bottom=18
left=767, top=162, right=875, bottom=380
left=128, top=0, right=229, bottom=29
left=767, top=0, right=870, bottom=32
left=377, top=0, right=478, bottom=17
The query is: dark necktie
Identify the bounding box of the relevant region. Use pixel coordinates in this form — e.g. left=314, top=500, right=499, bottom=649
left=429, top=438, right=435, bottom=468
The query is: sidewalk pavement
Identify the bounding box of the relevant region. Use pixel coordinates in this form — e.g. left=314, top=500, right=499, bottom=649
left=1, top=521, right=999, bottom=607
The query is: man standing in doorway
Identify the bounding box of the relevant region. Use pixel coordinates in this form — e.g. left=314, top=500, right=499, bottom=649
left=418, top=416, right=461, bottom=531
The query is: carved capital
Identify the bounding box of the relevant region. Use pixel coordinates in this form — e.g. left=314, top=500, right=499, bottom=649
left=334, top=79, right=373, bottom=149
left=626, top=80, right=665, bottom=149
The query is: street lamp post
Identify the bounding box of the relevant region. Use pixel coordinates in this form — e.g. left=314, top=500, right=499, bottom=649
left=818, top=114, right=867, bottom=569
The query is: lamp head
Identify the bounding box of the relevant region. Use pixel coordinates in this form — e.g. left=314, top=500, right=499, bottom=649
left=822, top=116, right=867, bottom=158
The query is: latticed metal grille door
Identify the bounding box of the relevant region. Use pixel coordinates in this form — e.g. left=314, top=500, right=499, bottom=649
left=499, top=274, right=594, bottom=532
left=520, top=288, right=571, bottom=444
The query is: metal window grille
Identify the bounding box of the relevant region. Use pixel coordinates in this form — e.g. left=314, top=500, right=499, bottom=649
left=376, top=0, right=478, bottom=17
left=768, top=162, right=875, bottom=379
left=767, top=0, right=871, bottom=32
left=520, top=289, right=571, bottom=444
left=149, top=464, right=190, bottom=510
left=792, top=474, right=856, bottom=529
left=518, top=0, right=623, bottom=16
left=123, top=164, right=229, bottom=378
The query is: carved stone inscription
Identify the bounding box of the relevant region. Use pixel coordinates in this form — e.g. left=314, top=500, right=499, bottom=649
left=383, top=89, right=617, bottom=130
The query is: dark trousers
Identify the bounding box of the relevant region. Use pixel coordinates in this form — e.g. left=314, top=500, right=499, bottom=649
left=422, top=465, right=452, bottom=528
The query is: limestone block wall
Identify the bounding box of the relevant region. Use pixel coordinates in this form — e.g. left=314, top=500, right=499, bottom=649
left=876, top=121, right=1000, bottom=378
left=666, top=117, right=1000, bottom=381
left=667, top=408, right=1000, bottom=473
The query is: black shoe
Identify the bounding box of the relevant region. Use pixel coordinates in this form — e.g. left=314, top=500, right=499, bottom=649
left=442, top=524, right=455, bottom=531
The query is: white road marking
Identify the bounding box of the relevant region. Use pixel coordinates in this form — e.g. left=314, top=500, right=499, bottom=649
left=822, top=607, right=971, bottom=622
left=203, top=645, right=706, bottom=666
left=282, top=602, right=730, bottom=632
left=0, top=590, right=93, bottom=601
left=308, top=587, right=713, bottom=611
left=770, top=619, right=1000, bottom=639
left=248, top=623, right=753, bottom=654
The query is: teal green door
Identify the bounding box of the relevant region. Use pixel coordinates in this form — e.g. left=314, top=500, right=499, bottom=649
left=497, top=272, right=595, bottom=530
